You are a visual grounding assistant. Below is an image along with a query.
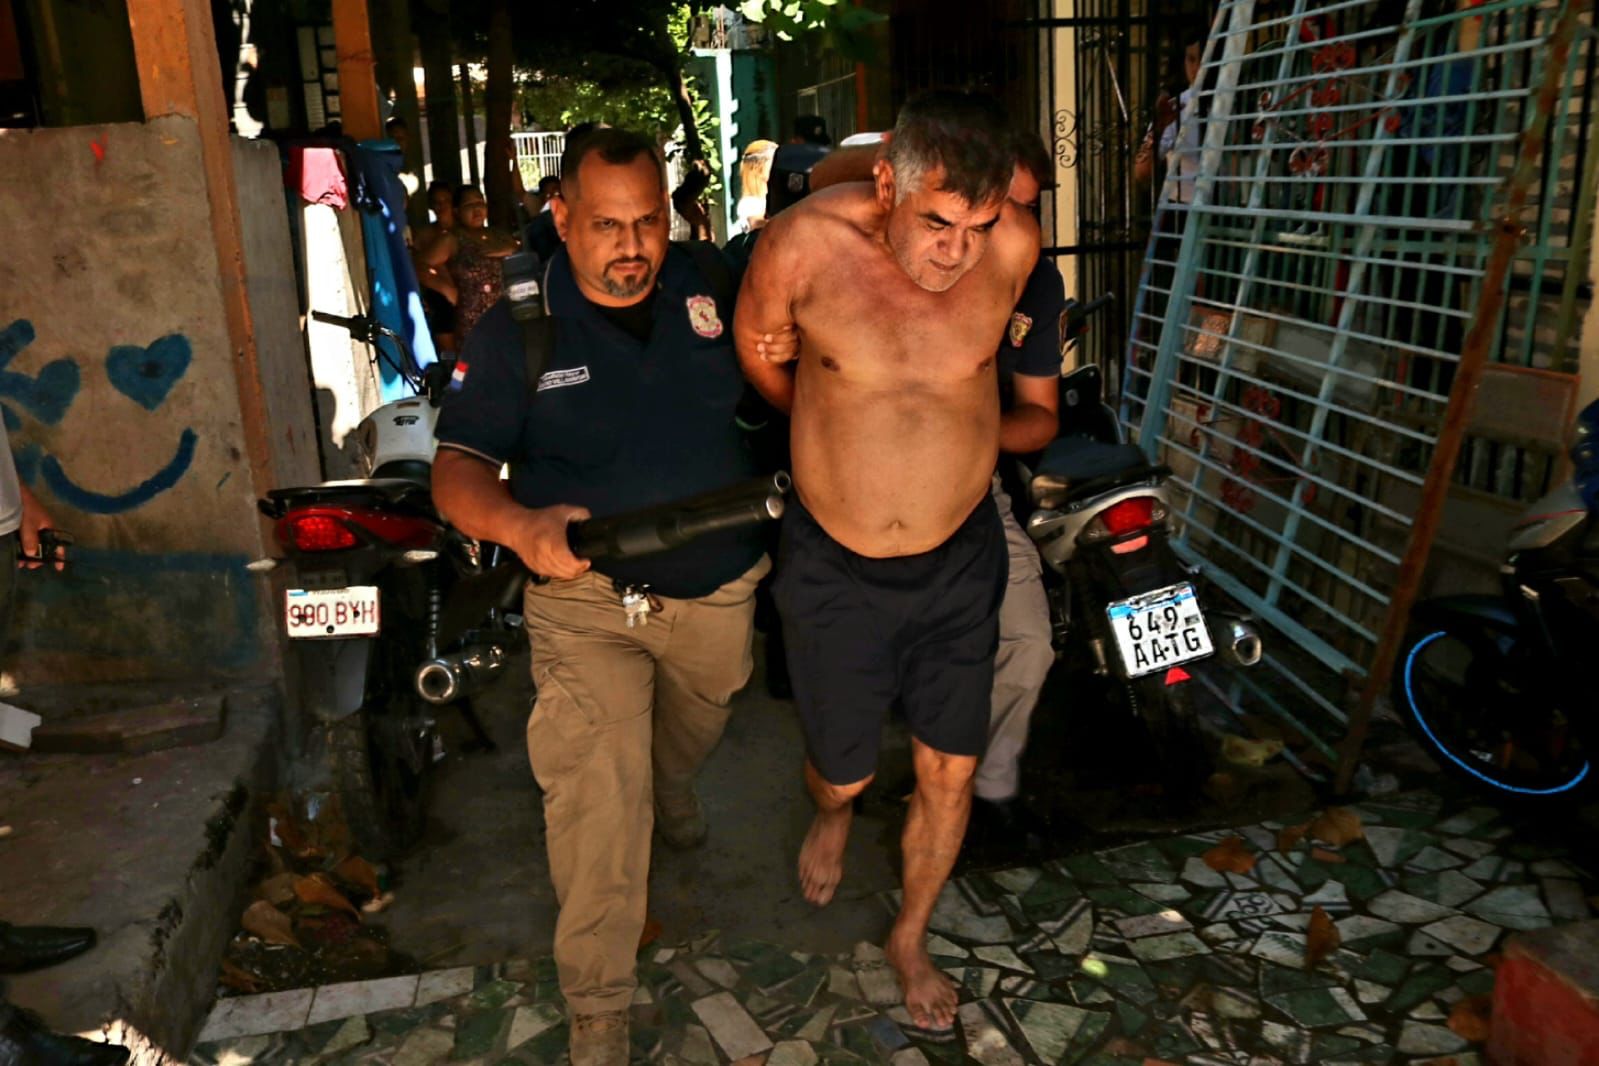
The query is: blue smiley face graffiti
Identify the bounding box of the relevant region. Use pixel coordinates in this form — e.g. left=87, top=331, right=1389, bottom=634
left=0, top=318, right=200, bottom=515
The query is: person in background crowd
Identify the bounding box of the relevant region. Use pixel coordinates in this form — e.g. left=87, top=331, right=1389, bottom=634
left=734, top=140, right=778, bottom=234
left=418, top=184, right=519, bottom=348
left=1134, top=24, right=1205, bottom=204
left=672, top=159, right=715, bottom=242
left=413, top=181, right=460, bottom=351
left=792, top=114, right=832, bottom=147
left=524, top=175, right=564, bottom=263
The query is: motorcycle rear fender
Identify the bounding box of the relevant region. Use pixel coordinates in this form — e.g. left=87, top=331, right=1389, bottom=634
left=291, top=637, right=375, bottom=722
left=1409, top=594, right=1521, bottom=639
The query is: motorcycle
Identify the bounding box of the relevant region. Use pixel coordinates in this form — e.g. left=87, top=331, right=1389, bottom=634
left=256, top=311, right=791, bottom=857
left=1392, top=396, right=1599, bottom=802
left=253, top=311, right=510, bottom=858
left=1020, top=294, right=1262, bottom=794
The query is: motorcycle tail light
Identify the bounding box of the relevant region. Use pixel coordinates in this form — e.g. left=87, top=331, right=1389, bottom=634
left=1083, top=496, right=1166, bottom=544
left=1103, top=497, right=1157, bottom=535
left=281, top=513, right=358, bottom=552
left=276, top=506, right=440, bottom=553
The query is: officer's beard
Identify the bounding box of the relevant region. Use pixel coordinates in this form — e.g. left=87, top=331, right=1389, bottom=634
left=602, top=258, right=655, bottom=299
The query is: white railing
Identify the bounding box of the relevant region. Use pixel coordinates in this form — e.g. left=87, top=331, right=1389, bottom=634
left=512, top=131, right=567, bottom=188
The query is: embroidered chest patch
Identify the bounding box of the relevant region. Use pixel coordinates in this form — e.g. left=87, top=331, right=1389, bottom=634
left=537, top=367, right=591, bottom=392
left=1008, top=312, right=1034, bottom=348
left=687, top=295, right=723, bottom=339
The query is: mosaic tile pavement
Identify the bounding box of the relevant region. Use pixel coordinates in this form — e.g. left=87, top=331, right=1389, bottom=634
left=190, top=792, right=1596, bottom=1065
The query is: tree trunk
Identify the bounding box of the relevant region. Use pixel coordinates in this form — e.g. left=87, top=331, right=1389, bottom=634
left=483, top=0, right=516, bottom=229
left=460, top=63, right=479, bottom=186
left=415, top=0, right=461, bottom=188
left=369, top=0, right=426, bottom=224
left=649, top=17, right=702, bottom=162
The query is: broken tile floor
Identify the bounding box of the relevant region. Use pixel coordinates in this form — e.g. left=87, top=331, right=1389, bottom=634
left=189, top=790, right=1595, bottom=1065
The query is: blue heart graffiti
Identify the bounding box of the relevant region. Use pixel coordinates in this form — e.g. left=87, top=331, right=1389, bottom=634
left=0, top=319, right=200, bottom=515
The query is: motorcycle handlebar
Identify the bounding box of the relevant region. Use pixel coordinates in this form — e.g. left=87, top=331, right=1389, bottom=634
left=309, top=311, right=420, bottom=390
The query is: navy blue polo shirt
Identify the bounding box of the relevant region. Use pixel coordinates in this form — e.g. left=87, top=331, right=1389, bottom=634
left=434, top=245, right=763, bottom=599
left=999, top=256, right=1068, bottom=410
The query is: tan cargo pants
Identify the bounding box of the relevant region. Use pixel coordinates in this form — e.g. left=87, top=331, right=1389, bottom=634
left=522, top=556, right=769, bottom=1015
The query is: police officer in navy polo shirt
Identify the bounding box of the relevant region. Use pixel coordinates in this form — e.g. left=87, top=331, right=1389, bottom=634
left=431, top=128, right=767, bottom=1066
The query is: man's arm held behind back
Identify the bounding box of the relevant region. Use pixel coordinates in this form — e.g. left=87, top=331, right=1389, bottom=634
left=733, top=211, right=805, bottom=415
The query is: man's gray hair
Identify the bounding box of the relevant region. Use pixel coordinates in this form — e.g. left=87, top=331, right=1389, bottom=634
left=884, top=91, right=1015, bottom=206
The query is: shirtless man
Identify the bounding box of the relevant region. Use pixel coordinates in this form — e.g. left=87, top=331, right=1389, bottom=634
left=735, top=91, right=1039, bottom=1031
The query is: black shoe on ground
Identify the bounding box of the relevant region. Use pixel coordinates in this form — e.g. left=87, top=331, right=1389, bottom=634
left=0, top=1006, right=130, bottom=1066
left=0, top=923, right=96, bottom=975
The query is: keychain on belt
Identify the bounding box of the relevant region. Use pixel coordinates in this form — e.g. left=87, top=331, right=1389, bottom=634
left=617, top=583, right=661, bottom=628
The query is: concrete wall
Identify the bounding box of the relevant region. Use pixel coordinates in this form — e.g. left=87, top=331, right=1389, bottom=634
left=0, top=116, right=312, bottom=681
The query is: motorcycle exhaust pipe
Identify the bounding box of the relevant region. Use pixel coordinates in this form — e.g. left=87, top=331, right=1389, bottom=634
left=416, top=644, right=509, bottom=704
left=1209, top=614, right=1263, bottom=668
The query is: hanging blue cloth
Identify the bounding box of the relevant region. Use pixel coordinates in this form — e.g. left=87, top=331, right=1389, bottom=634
left=348, top=139, right=437, bottom=401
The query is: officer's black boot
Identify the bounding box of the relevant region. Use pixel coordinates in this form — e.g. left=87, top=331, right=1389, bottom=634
left=0, top=922, right=97, bottom=975
left=0, top=1005, right=130, bottom=1066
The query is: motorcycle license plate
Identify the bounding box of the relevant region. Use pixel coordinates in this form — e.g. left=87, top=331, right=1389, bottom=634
left=1106, top=582, right=1213, bottom=678
left=285, top=587, right=381, bottom=638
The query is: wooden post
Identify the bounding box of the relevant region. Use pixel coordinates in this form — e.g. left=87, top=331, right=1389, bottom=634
left=332, top=0, right=383, bottom=139
left=125, top=0, right=274, bottom=507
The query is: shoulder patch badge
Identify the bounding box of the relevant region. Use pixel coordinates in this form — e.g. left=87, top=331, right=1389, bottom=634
left=1008, top=312, right=1034, bottom=348
left=687, top=295, right=723, bottom=339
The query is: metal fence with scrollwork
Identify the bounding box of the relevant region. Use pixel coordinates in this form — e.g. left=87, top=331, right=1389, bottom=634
left=1039, top=0, right=1211, bottom=382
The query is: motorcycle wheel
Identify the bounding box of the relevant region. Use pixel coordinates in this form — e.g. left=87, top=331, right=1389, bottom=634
left=327, top=693, right=434, bottom=860
left=1393, top=627, right=1592, bottom=800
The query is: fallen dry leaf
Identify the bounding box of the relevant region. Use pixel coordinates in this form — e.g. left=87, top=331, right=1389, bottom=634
left=1203, top=835, right=1257, bottom=874
left=1220, top=734, right=1285, bottom=768
left=1203, top=772, right=1244, bottom=806
left=1311, top=847, right=1347, bottom=864
left=256, top=872, right=298, bottom=907
left=1277, top=822, right=1311, bottom=854
left=1308, top=806, right=1364, bottom=847
left=1306, top=905, right=1341, bottom=969
left=361, top=891, right=396, bottom=914
left=219, top=959, right=264, bottom=994
left=295, top=873, right=361, bottom=918
left=334, top=856, right=382, bottom=899
left=1447, top=995, right=1493, bottom=1043
left=241, top=900, right=301, bottom=948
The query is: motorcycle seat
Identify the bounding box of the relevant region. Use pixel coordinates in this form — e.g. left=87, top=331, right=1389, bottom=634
left=1037, top=437, right=1153, bottom=487
left=267, top=478, right=434, bottom=511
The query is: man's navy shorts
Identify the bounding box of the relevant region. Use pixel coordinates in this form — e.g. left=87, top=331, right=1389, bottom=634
left=773, top=493, right=1008, bottom=785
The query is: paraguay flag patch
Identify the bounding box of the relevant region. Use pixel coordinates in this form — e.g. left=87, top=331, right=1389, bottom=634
left=449, top=362, right=468, bottom=390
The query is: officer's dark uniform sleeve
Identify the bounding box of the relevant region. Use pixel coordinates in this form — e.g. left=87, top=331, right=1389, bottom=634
left=1013, top=258, right=1070, bottom=379
left=434, top=301, right=527, bottom=465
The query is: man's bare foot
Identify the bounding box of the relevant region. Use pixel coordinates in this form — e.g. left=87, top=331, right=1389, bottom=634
left=885, top=930, right=958, bottom=1031
left=798, top=806, right=852, bottom=906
